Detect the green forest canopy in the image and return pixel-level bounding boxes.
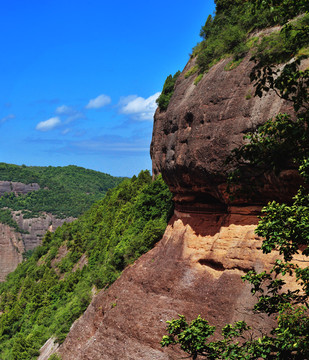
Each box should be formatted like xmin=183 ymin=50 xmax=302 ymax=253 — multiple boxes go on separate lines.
xmin=156 ymin=0 xmax=309 ymax=111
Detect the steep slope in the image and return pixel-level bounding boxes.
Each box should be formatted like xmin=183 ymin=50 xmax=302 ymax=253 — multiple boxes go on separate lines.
xmin=58 ymin=208 xmax=307 ymax=359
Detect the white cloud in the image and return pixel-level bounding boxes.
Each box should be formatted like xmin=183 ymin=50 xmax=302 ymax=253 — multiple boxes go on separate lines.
xmin=55 ymin=105 xmax=75 ymax=115
xmin=119 ymin=92 xmax=160 ymax=120
xmin=1 ymin=114 xmax=15 ymax=123
xmin=85 ymin=94 xmax=111 ymax=109
xmin=36 ymin=117 xmax=61 ymax=131
xmin=55 ymin=105 xmax=85 ymax=124
xmin=62 ymin=128 xmax=71 ymax=135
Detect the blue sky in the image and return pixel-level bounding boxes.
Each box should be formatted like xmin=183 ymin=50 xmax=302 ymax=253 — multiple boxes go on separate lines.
xmin=0 ymin=0 xmax=215 ymax=177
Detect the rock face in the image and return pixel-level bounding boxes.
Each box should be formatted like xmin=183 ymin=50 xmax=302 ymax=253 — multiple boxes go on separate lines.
xmin=0 ymin=182 xmax=75 ymax=280
xmin=59 ymin=208 xmax=306 ymax=359
xmin=57 ymin=53 xmax=307 ymax=358
xmin=0 ymin=223 xmax=24 ymax=282
xmin=151 ymin=54 xmax=299 ymax=205
xmin=0 ymin=212 xmax=74 ymax=281
xmin=12 ymin=211 xmax=75 ymax=252
xmin=0 ymin=181 xmax=40 ymax=196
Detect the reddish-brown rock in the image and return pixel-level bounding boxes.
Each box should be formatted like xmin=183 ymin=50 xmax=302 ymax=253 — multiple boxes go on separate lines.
xmin=56 ymin=45 xmax=308 ymax=359
xmin=150 ymin=55 xmax=300 ymax=205
xmin=58 ymin=208 xmax=307 ymax=359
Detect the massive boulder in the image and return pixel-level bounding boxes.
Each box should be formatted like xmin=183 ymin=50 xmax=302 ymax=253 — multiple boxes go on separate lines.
xmin=57 ymin=54 xmax=306 ymax=359
xmin=151 ymin=55 xmax=300 ymax=205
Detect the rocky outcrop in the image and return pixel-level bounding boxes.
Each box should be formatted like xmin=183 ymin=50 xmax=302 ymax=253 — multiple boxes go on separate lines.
xmin=56 ymin=46 xmax=307 ymax=358
xmin=0 ymin=212 xmax=74 ymax=281
xmin=0 ymin=181 xmax=40 ymax=196
xmin=0 ymin=179 xmax=75 ymax=280
xmin=151 ymin=54 xmax=300 ymax=205
xmin=0 ymin=223 xmax=24 ymax=281
xmin=58 ymin=208 xmax=307 ymax=359
xmin=38 ymin=338 xmax=59 ymax=360
xmin=12 ymin=211 xmax=75 ymax=251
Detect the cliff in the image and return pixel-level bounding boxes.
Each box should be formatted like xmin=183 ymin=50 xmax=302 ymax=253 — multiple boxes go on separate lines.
xmin=56 ymin=51 xmax=307 ymax=359
xmin=12 ymin=211 xmax=75 ymax=252
xmin=0 ymin=223 xmax=24 ymax=282
xmin=0 ymin=209 xmax=74 ymax=282
xmin=0 ymin=164 xmax=124 ymax=281
xmin=151 ymin=53 xmax=300 ymax=206
xmin=0 ymin=181 xmax=40 ymax=196
xmin=0 ymin=181 xmax=75 ymax=281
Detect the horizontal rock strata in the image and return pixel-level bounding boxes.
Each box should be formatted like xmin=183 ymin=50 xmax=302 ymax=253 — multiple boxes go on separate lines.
xmin=0 ymin=181 xmax=40 ymax=196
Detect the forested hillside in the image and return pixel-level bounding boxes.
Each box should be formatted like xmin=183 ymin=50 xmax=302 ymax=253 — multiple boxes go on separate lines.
xmin=0 ymin=171 xmax=173 ymax=359
xmin=0 ymin=163 xmax=125 ymax=220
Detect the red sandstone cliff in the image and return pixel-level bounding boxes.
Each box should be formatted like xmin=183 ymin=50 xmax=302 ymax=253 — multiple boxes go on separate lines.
xmin=151 ymin=54 xmax=300 ymax=206
xmin=56 ymin=54 xmax=307 ymax=359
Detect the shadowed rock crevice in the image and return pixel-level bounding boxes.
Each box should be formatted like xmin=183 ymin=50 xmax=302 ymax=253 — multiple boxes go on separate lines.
xmin=198 ymin=258 xmax=225 ymax=271
xmin=198 ymin=258 xmax=251 ymax=274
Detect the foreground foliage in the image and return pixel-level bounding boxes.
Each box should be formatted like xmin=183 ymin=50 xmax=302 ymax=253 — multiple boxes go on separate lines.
xmin=0 ymin=171 xmax=173 ymax=359
xmin=196 ymin=0 xmax=309 ymax=73
xmin=157 ymin=0 xmax=309 ymax=112
xmin=156 ymin=71 xmax=181 ymax=111
xmin=162 ymin=0 xmax=309 ymax=358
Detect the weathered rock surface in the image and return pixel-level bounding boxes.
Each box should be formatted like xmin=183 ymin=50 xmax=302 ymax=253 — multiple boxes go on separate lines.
xmin=0 ymin=223 xmax=24 ymax=281
xmin=56 ymin=48 xmax=307 ymax=358
xmin=38 ymin=338 xmax=59 ymax=360
xmin=12 ymin=211 xmax=75 ymax=252
xmin=58 ymin=208 xmax=307 ymax=359
xmin=0 ymin=212 xmax=74 ymax=281
xmin=0 ymin=181 xmax=40 ymax=196
xmin=151 ymin=55 xmax=300 ymax=205
xmin=0 ymin=179 xmax=75 ymax=280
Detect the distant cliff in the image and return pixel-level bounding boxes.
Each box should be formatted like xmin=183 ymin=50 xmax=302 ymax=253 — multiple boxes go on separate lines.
xmin=0 ymin=164 xmax=124 ymax=281
xmin=0 ymin=182 xmax=75 ymax=281
xmin=0 ymin=181 xmax=40 ymax=196
xmin=0 ymin=223 xmax=24 ymax=282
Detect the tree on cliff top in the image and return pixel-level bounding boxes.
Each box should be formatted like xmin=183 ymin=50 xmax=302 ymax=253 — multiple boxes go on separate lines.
xmin=161 ymin=1 xmax=309 ymax=359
